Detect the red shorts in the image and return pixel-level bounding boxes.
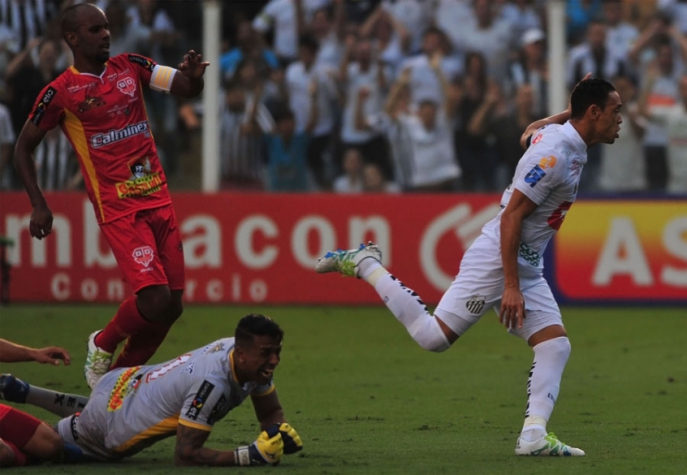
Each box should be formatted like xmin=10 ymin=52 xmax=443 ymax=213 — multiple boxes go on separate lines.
xmin=100 ymin=204 xmax=185 ymax=293
xmin=0 ymin=404 xmax=42 ymax=449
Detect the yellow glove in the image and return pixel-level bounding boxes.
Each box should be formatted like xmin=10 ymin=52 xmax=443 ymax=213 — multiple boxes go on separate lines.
xmin=234 ymin=427 xmax=283 ymax=466
xmin=274 ymin=422 xmax=303 ymax=454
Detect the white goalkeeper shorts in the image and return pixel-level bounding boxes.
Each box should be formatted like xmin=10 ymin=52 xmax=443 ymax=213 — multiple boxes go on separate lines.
xmin=434 ymin=239 xmax=563 ymax=342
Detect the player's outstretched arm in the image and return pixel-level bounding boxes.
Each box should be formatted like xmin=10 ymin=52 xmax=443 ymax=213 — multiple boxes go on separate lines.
xmin=0 ymin=339 xmax=70 ymax=365
xmin=174 ymin=424 xmax=283 ymax=467
xmin=14 ymin=120 xmax=52 ymax=240
xmin=170 ymin=50 xmax=210 ymax=98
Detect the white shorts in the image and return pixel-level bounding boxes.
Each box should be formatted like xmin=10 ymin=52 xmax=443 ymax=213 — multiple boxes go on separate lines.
xmin=434 ymin=239 xmax=562 ymax=341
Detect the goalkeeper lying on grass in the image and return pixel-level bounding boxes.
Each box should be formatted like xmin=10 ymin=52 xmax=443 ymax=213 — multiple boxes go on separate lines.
xmin=1 ymin=314 xmax=303 ymax=467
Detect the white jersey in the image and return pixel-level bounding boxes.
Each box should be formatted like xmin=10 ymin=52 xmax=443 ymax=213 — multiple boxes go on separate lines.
xmin=481 ymin=122 xmax=587 ymax=271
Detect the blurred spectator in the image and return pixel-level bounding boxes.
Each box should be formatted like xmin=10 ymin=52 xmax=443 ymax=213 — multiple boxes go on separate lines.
xmin=105 ymin=0 xmax=150 ymax=57
xmin=566 ymin=0 xmax=603 ymax=45
xmin=629 ymin=15 xmax=686 ymax=74
xmin=359 ymin=5 xmax=410 ymax=75
xmin=636 ymin=33 xmax=686 ymax=190
xmin=400 ymin=26 xmax=462 ymax=104
xmin=344 ymin=0 xmax=382 ymax=23
xmin=454 ymin=51 xmax=497 ymax=191
xmin=658 ymin=0 xmax=687 ymax=34
xmin=641 ymin=73 xmax=687 ymax=193
xmin=310 ymin=0 xmax=346 ymax=68
xmin=0 ymin=102 xmax=14 ymax=189
xmin=359 ymin=56 xmax=461 ymax=192
xmin=253 ymin=0 xmax=331 ymax=64
xmin=0 ymin=0 xmax=57 ymax=53
xmin=126 ymin=0 xmax=178 ymax=63
xmin=284 ymin=33 xmax=339 ymax=189
xmin=34 ymin=128 xmax=82 ymax=191
xmin=362 ymin=161 xmax=400 ymax=192
xmin=161 ymin=0 xmax=203 ymax=52
xmin=500 ymin=0 xmax=542 ymax=46
xmin=332 ymin=147 xmax=364 ymax=192
xmin=5 ymin=37 xmax=59 ymax=138
xmin=603 ymin=0 xmax=639 ymax=62
xmin=382 ymin=0 xmax=431 ymax=54
xmin=219 ymin=81 xmax=275 ymax=190
xmin=220 ymin=20 xmax=279 ymax=82
xmin=566 ymin=20 xmax=630 ymax=90
xmin=339 ymin=37 xmax=392 ymax=177
xmin=264 ymin=102 xmax=317 ymax=192
xmin=509 ymin=27 xmax=548 ymax=118
xmin=599 ymin=75 xmax=647 ymax=192
xmin=445 ymin=0 xmax=513 ymax=85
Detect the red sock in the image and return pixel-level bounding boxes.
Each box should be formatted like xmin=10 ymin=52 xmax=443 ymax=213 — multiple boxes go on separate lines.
xmin=4 ymin=441 xmax=28 ymax=467
xmin=110 ymin=321 xmax=171 ymax=369
xmin=95 ymin=297 xmax=149 ymax=353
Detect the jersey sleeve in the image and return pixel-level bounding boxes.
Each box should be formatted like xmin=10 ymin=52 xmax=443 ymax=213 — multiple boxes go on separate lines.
xmin=513 ymin=153 xmax=565 ymax=206
xmin=126 ymin=54 xmax=176 ymax=93
xmin=178 ymin=378 xmax=230 ymax=431
xmin=28 ymin=83 xmax=63 ymax=130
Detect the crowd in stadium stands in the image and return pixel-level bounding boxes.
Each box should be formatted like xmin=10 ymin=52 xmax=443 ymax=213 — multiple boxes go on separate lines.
xmin=1 ymin=0 xmax=686 ymax=193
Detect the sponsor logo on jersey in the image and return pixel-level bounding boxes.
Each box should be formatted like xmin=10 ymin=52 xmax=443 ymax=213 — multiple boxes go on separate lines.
xmin=115 ymin=156 xmax=163 ymax=199
xmin=132 ymin=246 xmax=154 ymax=267
xmin=524 ymin=165 xmax=546 ymax=187
xmin=91 ymin=120 xmax=149 ymax=148
xmin=465 ymin=294 xmax=485 ymax=314
xmin=538 ymin=155 xmax=557 ymax=169
xmin=547 ymin=201 xmax=573 ymax=231
xmin=70 ymin=414 xmax=79 ymax=440
xmin=117 ymin=77 xmax=137 ymax=97
xmin=78 ymin=95 xmax=106 ymax=113
xmin=108 ymin=367 xmax=142 ymax=412
xmin=207 ymin=394 xmax=227 ymax=425
xmin=128 ymin=54 xmax=155 ymax=72
xmin=186 ymin=380 xmax=215 ymax=420
xmin=518 ymin=242 xmax=541 ymax=267
xmin=30 ymin=86 xmax=57 ymax=126
xmin=532 ymin=133 xmax=543 ymax=145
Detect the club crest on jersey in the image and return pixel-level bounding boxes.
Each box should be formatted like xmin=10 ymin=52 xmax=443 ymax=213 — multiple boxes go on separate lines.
xmin=117 ymin=77 xmax=137 ymax=97
xmin=132 ymin=246 xmax=154 ymax=267
xmin=466 ymin=295 xmax=486 ymax=314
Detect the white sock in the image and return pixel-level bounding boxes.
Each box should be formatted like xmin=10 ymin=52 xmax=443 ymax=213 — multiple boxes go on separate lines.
xmin=521 ymin=336 xmax=571 ymax=439
xmin=372 ymin=272 xmax=450 ymax=352
xmin=357 ymin=256 xmax=383 ymax=281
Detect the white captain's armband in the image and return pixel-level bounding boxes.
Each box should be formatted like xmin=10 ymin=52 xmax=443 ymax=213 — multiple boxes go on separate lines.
xmin=150 ymin=65 xmax=177 ymax=93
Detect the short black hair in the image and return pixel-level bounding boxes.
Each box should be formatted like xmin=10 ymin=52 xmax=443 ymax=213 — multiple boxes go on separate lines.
xmin=298 ymin=33 xmax=319 ymax=53
xmin=235 ymin=314 xmax=284 ymax=348
xmin=61 ymin=3 xmax=99 ymax=36
xmin=570 ymin=78 xmax=616 ymax=119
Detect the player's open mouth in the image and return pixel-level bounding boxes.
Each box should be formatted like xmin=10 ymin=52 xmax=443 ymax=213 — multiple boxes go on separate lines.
xmin=261 ymin=368 xmax=274 ymax=378
xmin=100 ymin=44 xmax=110 ymax=52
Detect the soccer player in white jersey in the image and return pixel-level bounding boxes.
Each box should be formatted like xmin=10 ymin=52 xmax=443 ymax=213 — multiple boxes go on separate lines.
xmin=2 ymin=314 xmax=303 ymax=467
xmin=316 ymin=77 xmax=623 ymax=456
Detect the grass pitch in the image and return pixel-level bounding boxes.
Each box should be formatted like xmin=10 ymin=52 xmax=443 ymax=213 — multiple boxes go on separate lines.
xmin=0 ymin=305 xmax=685 ymax=474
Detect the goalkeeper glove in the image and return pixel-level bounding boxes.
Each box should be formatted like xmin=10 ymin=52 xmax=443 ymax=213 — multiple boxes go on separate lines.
xmin=273 ymin=422 xmax=303 ymax=454
xmin=234 ymin=426 xmax=283 ymax=466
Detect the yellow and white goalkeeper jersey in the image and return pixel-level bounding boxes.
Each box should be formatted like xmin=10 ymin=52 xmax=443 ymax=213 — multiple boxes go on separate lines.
xmin=57 ymin=337 xmax=274 ymax=461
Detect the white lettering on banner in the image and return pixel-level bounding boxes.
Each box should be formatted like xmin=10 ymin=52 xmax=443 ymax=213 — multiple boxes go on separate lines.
xmin=420 ymin=204 xmax=501 ymax=291
xmin=81 ymin=279 xmax=98 ymax=300
xmin=292 ymin=216 xmax=335 ymax=268
xmin=51 ymin=273 xmax=70 ymax=300
xmin=250 ymin=279 xmax=267 ymax=302
xmin=107 ymin=279 xmax=125 ymax=301
xmin=349 ymin=217 xmax=391 ymax=266
xmin=661 ymin=217 xmax=687 ymax=286
xmin=592 ymin=218 xmax=653 ymax=285
xmin=85 ymin=200 xmax=116 ymax=268
xmin=235 ymin=216 xmax=278 ymax=269
xmin=186 ymin=280 xmax=197 ymax=300
xmin=207 ymin=279 xmax=223 ymax=301
xmin=6 ymin=214 xmax=71 ymax=267
xmin=232 ymin=274 xmax=241 ymax=300
xmin=182 ymin=216 xmax=222 ymax=268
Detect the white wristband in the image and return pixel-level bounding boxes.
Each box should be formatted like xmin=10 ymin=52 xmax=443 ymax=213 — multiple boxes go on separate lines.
xmin=235 ymin=446 xmax=251 ymax=466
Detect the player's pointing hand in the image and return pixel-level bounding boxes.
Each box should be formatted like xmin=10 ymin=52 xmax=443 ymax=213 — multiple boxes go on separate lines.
xmin=29 ymin=203 xmax=53 ymax=240
xmin=178 ymin=50 xmax=210 ymax=79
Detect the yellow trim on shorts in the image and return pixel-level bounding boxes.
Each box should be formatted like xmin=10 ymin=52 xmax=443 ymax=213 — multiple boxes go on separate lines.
xmin=178 ymin=419 xmax=212 ymax=432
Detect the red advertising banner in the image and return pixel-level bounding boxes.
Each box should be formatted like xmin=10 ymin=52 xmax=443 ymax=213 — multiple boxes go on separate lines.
xmin=2 ymin=193 xmax=685 ymax=304
xmin=0 ymin=192 xmax=502 ymax=304
xmin=551 ymin=201 xmax=687 ymax=303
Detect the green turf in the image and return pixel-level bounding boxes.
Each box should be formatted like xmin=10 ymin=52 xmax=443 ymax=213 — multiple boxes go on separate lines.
xmin=0 ymin=305 xmax=685 ymax=474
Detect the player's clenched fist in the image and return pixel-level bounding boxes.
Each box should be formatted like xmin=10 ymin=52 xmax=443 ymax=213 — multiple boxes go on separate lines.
xmin=234 ymin=426 xmax=283 ymax=466
xmin=274 ymin=422 xmax=303 ymax=454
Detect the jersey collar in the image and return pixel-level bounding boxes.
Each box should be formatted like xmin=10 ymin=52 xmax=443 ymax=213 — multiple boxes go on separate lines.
xmin=561 ymin=121 xmax=588 ymax=154
xmin=228 ymin=349 xmax=240 ymax=384
xmin=69 ymin=63 xmax=109 ymax=79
